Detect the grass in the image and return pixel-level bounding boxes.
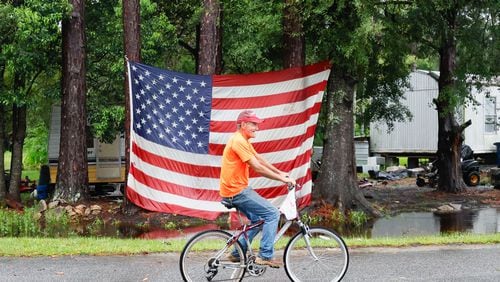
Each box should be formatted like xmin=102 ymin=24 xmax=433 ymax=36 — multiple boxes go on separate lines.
xmin=345 ymin=233 xmax=500 ymax=247
xmin=21 ymin=169 xmax=39 ymax=181
xmin=0 ymin=233 xmax=498 ymax=257
xmin=0 ymin=237 xmax=184 ymax=256
xmin=3 ymin=151 xmax=39 ymax=181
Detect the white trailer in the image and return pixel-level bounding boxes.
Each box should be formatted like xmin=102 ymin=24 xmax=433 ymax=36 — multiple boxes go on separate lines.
xmin=48 ymin=105 xmax=125 ymax=185
xmin=370 ymin=70 xmax=500 ymax=164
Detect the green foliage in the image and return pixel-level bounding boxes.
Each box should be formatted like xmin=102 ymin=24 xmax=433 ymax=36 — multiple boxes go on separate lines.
xmin=7 ymin=1 xmax=67 ymax=66
xmin=0 ymin=0 xmax=67 ymax=103
xmin=304 ymin=0 xmax=413 ymax=137
xmin=349 ymin=210 xmax=368 ymax=228
xmin=23 ymin=122 xmax=48 ymax=169
xmin=87 ymin=218 xmax=104 ymax=236
xmin=407 ymin=55 xmax=439 ymax=71
xmin=43 ymin=208 xmax=73 ymax=237
xmin=139 ymin=0 xmax=179 ymax=65
xmin=0 ymin=206 xmax=74 ymax=237
xmin=300 ymin=212 xmax=322 ymax=226
xmin=398 ymin=157 xmax=408 ymax=167
xmin=313 ymin=129 xmax=324 ymax=146
xmin=88 ymin=105 xmax=125 ymax=143
xmin=330 ymin=209 xmax=347 ymax=225
xmin=85 ymin=0 xmax=128 ymax=142
xmin=3 ymin=151 xmax=10 ymax=170
xmin=0 ymin=5 xmax=16 ymax=60
xmin=153 ymin=0 xmax=203 ymax=72
xmin=164 ymin=221 xmax=178 ymax=230
xmin=0 ymin=207 xmax=40 ymax=237
xmin=0 ymin=1 xmax=66 ymax=181
xmin=222 ymin=0 xmax=283 ymax=73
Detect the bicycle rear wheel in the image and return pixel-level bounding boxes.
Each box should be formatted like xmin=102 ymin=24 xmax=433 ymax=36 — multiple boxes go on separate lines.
xmin=284 ymin=227 xmax=349 ymax=282
xmin=179 ymin=230 xmax=246 ymax=282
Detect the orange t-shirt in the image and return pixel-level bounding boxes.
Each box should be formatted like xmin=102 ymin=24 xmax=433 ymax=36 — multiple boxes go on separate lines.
xmin=219 ymin=131 xmax=257 ymax=197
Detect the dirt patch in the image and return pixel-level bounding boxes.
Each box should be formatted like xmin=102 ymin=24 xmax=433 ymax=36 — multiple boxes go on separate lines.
xmin=362 ymin=178 xmax=500 ymax=215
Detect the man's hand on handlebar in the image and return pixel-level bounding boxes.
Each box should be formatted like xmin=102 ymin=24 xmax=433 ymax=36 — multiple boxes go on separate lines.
xmin=283 ymin=175 xmax=296 ymax=186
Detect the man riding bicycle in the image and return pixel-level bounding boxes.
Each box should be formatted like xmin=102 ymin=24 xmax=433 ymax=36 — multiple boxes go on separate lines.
xmin=219 ymin=110 xmax=296 ymax=268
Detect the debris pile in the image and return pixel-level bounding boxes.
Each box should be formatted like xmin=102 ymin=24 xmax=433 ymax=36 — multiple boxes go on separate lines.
xmin=36 ymin=199 xmax=102 ymax=222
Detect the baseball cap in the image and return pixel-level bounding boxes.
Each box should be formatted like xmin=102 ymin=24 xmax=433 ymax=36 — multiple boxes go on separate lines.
xmin=236 ymin=110 xmax=264 ymax=124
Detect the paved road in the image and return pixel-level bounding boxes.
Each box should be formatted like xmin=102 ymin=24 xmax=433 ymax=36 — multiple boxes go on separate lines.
xmin=0 ymin=244 xmax=499 ymax=281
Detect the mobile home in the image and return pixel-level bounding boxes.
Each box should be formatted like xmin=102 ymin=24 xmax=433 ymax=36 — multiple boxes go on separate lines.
xmin=370 ymin=70 xmax=500 ymax=165
xmin=48 ymin=105 xmax=126 ymax=185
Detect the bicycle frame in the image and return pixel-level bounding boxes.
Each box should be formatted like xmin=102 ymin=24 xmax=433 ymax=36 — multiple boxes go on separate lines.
xmin=219 ymin=185 xmax=319 ymax=262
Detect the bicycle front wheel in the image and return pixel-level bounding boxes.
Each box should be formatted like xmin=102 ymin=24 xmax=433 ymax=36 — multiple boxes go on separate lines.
xmin=284 ymin=227 xmax=349 ymax=282
xmin=179 ymin=230 xmax=246 ymax=282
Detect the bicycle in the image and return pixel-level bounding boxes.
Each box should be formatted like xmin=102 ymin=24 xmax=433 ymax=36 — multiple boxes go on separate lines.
xmin=179 ymin=184 xmax=349 ymax=281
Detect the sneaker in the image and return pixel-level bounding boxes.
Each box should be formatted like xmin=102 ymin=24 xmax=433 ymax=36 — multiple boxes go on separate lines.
xmin=255 ymin=257 xmax=282 ymax=268
xmin=225 ymin=253 xmax=241 ymax=262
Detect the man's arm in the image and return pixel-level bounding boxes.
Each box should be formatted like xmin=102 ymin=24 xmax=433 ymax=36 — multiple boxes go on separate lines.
xmin=254 ymin=153 xmax=285 ymax=176
xmin=248 ymin=156 xmax=295 ymax=185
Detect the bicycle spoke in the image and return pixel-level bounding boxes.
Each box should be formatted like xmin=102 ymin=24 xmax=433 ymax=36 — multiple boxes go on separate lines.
xmin=179 ymin=230 xmax=246 ymax=282
xmin=284 ymin=228 xmax=349 ymax=282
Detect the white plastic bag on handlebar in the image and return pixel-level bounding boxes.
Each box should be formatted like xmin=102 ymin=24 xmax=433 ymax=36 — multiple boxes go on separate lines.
xmin=279 ymin=189 xmax=297 ymax=220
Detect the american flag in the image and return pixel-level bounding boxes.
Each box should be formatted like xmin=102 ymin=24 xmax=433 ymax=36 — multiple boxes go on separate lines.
xmin=126 ymin=61 xmax=331 ymax=220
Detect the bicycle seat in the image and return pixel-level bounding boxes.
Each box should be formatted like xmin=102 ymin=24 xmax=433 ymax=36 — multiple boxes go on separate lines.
xmin=221 ymin=199 xmax=235 ymax=209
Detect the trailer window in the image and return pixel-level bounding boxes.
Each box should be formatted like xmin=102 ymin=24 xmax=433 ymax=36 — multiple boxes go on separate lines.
xmin=484 ymin=96 xmax=496 ymax=133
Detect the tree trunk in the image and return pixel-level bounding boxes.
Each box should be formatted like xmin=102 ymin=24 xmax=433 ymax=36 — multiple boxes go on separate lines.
xmin=198 ymin=0 xmax=222 ymax=75
xmin=0 ymin=62 xmax=6 ymax=200
xmin=56 ymin=0 xmax=88 ymax=203
xmin=123 ymin=0 xmax=141 ymax=213
xmin=215 ymin=5 xmax=223 ymax=74
xmin=315 ymin=68 xmax=381 ymax=217
xmin=0 ymin=103 xmax=5 ymax=200
xmin=283 ymin=0 xmax=305 ymax=68
xmin=435 ymin=35 xmax=467 ymax=193
xmin=8 ymin=105 xmax=26 ymax=202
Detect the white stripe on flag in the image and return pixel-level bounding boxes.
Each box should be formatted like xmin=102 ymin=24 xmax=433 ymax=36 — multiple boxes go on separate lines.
xmin=212 ymin=69 xmax=330 ymax=98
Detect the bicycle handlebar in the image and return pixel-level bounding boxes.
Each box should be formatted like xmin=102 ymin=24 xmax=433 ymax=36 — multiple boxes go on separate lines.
xmin=287 ymin=183 xmax=300 ymax=191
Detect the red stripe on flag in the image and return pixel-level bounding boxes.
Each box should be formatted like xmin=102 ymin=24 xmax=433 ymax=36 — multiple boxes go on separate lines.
xmin=212 ymin=61 xmax=331 ymax=87
xmin=211 ymin=83 xmax=327 ymax=110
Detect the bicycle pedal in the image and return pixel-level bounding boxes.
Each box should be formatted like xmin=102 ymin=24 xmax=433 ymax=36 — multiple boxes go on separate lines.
xmin=247 ymin=262 xmax=266 ymax=277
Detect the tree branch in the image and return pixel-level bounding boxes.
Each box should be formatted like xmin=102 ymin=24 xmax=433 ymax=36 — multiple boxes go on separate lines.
xmin=375 ymin=0 xmax=413 ymax=5
xmin=24 ymin=69 xmax=43 ymax=97
xmin=459 ymin=119 xmax=472 ymax=132
xmin=178 ymin=40 xmax=196 ymax=56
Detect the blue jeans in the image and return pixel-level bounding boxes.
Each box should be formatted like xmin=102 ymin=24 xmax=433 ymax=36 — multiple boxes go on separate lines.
xmin=224 ymin=187 xmax=280 ymax=260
